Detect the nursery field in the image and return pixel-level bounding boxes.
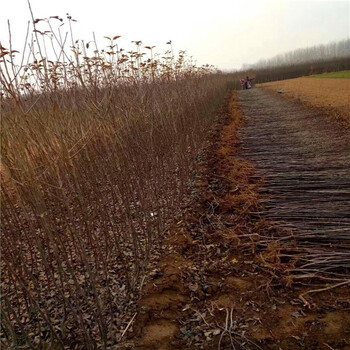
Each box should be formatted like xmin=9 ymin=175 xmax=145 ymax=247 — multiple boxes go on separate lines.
xmin=1 ymin=10 xmax=350 ymax=349
xmin=0 ymin=14 xmax=241 ymax=348
xmin=257 ymin=76 xmax=350 ymax=125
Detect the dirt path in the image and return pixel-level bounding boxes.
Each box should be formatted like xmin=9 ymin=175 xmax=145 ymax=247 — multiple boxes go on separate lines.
xmin=240 ymin=88 xmax=350 ymax=237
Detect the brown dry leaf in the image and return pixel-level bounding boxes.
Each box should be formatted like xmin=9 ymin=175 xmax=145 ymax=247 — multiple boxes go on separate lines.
xmin=189 ymin=283 xmax=198 ymax=292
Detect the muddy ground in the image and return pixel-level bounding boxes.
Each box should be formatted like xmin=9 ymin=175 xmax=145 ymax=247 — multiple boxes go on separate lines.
xmin=126 ymin=90 xmax=350 ymax=350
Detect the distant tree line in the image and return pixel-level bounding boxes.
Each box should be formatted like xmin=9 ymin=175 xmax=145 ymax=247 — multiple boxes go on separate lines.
xmin=238 ymin=39 xmax=350 ymax=84
xmin=251 ymin=56 xmax=350 ymax=83
xmin=243 ymin=39 xmax=350 ymax=70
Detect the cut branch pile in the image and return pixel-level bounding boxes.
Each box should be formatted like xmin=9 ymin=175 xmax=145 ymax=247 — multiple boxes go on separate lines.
xmin=239 ymin=88 xmax=350 ymax=294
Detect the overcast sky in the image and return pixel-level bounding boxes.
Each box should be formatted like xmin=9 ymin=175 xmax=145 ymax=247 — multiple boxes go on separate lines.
xmin=1 ymin=0 xmax=349 ymax=70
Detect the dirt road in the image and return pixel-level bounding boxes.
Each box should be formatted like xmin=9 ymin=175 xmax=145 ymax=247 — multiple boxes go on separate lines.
xmin=240 ymin=88 xmax=350 ymax=240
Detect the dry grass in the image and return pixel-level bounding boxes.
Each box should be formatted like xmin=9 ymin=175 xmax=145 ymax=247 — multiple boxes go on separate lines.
xmin=258 ymin=77 xmax=350 ymax=125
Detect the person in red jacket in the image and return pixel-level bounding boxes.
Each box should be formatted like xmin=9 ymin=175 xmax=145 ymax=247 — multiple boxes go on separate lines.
xmin=241 ymin=76 xmax=254 ymax=89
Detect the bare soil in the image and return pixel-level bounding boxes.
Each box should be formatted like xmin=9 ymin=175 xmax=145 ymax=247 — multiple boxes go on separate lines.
xmin=126 ymin=91 xmax=350 ymax=350
xmin=258 ymin=77 xmax=350 ymax=126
